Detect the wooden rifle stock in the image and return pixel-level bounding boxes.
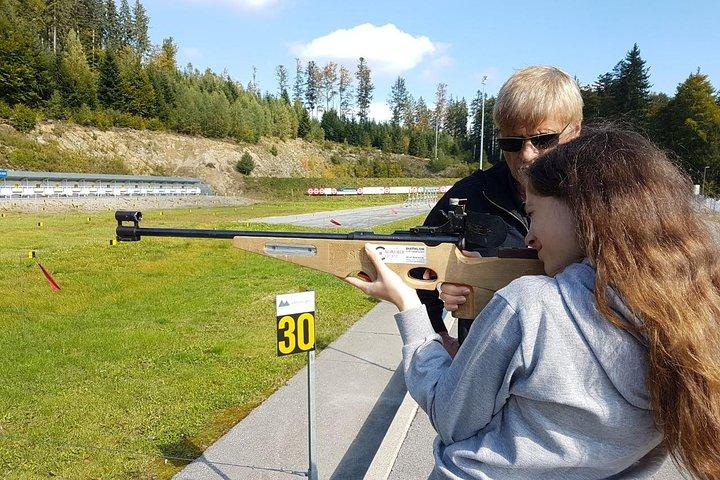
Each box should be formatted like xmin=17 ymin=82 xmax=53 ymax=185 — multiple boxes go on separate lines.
xmin=232 ymin=236 xmax=543 ymax=318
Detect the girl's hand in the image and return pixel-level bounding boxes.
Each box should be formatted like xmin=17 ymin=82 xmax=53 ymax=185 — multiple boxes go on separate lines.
xmin=344 ymin=243 xmax=422 ymax=311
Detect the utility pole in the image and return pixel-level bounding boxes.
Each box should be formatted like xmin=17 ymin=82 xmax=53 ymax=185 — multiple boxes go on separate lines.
xmin=703 ymin=165 xmax=709 ymax=195
xmin=479 ymin=76 xmax=487 ymax=171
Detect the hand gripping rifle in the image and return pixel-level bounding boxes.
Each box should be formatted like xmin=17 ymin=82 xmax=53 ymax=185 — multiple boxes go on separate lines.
xmin=115 ymin=200 xmax=543 ymax=318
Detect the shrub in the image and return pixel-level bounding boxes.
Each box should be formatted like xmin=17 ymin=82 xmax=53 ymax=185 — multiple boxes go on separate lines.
xmin=0 ymin=99 xmax=13 ymax=119
xmin=91 ymin=109 xmax=112 ymax=130
xmin=270 ymin=145 xmax=279 ymax=156
xmin=10 ymin=104 xmax=39 ymax=132
xmin=145 ymin=118 xmax=165 ymax=131
xmin=46 ymin=90 xmax=67 ymax=120
xmin=427 ymin=155 xmax=453 ymax=173
xmin=72 ymin=104 xmax=94 ymax=126
xmin=235 ymin=152 xmax=255 ymax=175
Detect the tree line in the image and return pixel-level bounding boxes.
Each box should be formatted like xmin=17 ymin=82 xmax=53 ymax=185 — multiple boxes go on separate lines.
xmin=1 ymin=0 xmax=719 ymax=186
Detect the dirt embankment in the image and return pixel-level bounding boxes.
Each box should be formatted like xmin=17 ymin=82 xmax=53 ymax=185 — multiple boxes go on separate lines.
xmin=25 ymin=123 xmax=430 ymax=196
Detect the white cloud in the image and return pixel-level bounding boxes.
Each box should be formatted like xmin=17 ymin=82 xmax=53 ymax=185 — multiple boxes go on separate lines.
xmin=185 ymin=0 xmax=279 ymax=11
xmin=179 ymin=47 xmax=202 ymax=65
xmin=368 ymin=102 xmax=392 ymax=122
xmin=421 ymin=42 xmax=455 ymax=80
xmin=295 ymin=23 xmax=438 ymax=75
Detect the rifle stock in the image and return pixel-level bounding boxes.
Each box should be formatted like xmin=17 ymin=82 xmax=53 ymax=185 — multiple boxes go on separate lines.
xmin=232 ymin=237 xmax=543 ymax=318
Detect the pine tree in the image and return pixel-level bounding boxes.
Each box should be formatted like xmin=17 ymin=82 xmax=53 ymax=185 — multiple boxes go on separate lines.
xmin=98 ymin=48 xmax=122 ymax=108
xmin=402 ymin=94 xmax=415 ymax=127
xmin=275 ymin=64 xmax=289 ymax=103
xmin=414 ymin=97 xmax=431 ymax=128
xmin=321 ymin=62 xmax=338 ymax=111
xmin=44 ymin=0 xmax=73 ymax=53
xmin=388 ymin=76 xmax=409 ymax=126
xmin=594 ymin=72 xmax=618 ymax=117
xmin=469 ymin=90 xmax=483 ymax=161
xmin=614 ymin=44 xmax=652 ymax=127
xmin=304 ymin=61 xmax=321 ymax=113
xmin=297 ymin=102 xmax=311 ymax=138
xmin=338 ymin=65 xmax=352 ymax=118
xmin=58 ymin=29 xmax=97 ymax=108
xmin=355 ymin=57 xmax=373 ymax=122
xmin=580 ymin=83 xmax=601 ymax=120
xmin=293 ymin=58 xmax=303 ymax=104
xmin=432 ymin=82 xmax=447 ymax=159
xmin=445 ymin=97 xmax=468 ymax=141
xmin=659 ymin=71 xmax=720 ymax=183
xmin=116 ymin=45 xmax=155 ymax=115
xmin=118 ymin=0 xmax=132 ymax=46
xmin=75 ymin=0 xmax=104 ymax=60
xmin=132 ymin=0 xmax=150 ymax=57
xmin=104 ymin=0 xmax=119 ymax=47
xmin=0 ymin=1 xmax=53 ymax=106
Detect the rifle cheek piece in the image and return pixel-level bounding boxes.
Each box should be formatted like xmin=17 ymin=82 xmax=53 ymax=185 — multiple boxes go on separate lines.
xmin=116 ymin=210 xmax=143 ymax=241
xmin=463 ymin=212 xmax=509 ymax=251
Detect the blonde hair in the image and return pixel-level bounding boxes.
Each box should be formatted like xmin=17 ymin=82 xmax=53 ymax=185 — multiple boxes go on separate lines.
xmin=493 ymin=66 xmax=583 ymax=132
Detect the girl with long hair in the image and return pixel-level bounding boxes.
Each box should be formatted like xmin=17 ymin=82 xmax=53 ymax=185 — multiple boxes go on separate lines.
xmin=345 ymin=125 xmax=720 ymax=479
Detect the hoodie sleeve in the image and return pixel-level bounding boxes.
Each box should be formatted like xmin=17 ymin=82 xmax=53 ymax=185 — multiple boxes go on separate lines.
xmin=394 ymin=294 xmax=524 ymax=445
xmin=417 ymin=192 xmax=454 ymax=334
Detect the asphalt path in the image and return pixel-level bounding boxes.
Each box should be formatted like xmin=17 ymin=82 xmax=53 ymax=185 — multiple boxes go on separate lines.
xmin=246 ymin=202 xmax=434 ymax=229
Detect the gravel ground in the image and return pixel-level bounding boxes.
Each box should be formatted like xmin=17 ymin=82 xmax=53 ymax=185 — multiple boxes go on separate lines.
xmin=0 ymin=195 xmax=255 ymax=213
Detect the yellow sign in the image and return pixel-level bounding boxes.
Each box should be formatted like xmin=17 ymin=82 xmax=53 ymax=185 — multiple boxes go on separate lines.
xmin=276 ymin=312 xmax=316 ymax=356
xmin=276 ymin=291 xmax=316 ymax=356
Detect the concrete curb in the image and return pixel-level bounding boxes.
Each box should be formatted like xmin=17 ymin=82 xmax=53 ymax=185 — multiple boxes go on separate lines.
xmin=364 ymin=313 xmax=455 ymax=480
xmin=362 ymin=392 xmax=418 ymax=480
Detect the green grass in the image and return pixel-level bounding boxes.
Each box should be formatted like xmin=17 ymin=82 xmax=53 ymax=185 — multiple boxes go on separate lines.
xmin=0 ymin=200 xmax=427 ymax=479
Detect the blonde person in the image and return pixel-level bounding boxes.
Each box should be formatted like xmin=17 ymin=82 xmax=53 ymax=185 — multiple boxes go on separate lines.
xmin=419 ymin=66 xmax=582 ymax=357
xmin=346 ymin=125 xmax=720 ymax=479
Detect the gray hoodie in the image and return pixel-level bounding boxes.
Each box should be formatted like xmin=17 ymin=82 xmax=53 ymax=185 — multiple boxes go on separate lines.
xmin=395 ymin=260 xmax=667 ymax=479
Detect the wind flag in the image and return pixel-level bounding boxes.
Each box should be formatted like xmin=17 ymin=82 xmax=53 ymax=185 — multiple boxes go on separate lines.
xmin=38 ymin=263 xmax=61 ymax=292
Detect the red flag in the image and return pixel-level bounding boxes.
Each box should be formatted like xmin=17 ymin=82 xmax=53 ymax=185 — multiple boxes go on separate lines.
xmin=38 ymin=263 xmax=61 ymax=292
xmin=330 ymin=218 xmax=342 ymax=226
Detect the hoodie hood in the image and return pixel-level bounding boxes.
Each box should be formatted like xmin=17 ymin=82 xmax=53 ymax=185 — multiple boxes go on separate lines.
xmin=555 ymin=260 xmax=652 ymax=410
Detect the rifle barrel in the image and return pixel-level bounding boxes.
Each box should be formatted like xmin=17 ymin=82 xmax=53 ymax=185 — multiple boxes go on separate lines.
xmin=116 ymin=225 xmax=461 ymax=245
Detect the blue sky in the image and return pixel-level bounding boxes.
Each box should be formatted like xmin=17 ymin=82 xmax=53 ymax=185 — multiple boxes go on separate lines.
xmin=144 ymin=0 xmax=719 ymax=121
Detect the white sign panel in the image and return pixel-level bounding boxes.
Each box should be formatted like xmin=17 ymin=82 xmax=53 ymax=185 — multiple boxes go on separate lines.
xmin=276 ymin=291 xmax=316 ymax=316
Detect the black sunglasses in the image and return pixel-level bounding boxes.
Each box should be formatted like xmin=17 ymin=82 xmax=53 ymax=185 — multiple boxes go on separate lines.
xmin=497 ymin=123 xmax=571 ymax=152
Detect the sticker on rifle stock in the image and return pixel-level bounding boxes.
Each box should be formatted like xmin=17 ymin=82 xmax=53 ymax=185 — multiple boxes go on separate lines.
xmin=373 ymin=245 xmax=427 ymax=264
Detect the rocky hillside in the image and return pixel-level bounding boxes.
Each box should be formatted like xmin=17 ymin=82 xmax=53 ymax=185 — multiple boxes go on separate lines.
xmin=10 ymin=122 xmax=437 ymax=195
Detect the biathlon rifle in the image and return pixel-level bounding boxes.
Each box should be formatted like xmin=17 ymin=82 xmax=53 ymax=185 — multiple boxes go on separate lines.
xmin=114 ymin=200 xmax=543 ymax=318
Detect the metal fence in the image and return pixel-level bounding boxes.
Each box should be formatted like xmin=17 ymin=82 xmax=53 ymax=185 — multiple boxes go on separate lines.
xmin=699 ymin=195 xmax=720 ymax=213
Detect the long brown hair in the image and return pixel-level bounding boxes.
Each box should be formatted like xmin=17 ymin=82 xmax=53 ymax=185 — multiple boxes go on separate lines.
xmin=527 ymin=124 xmax=720 ymax=479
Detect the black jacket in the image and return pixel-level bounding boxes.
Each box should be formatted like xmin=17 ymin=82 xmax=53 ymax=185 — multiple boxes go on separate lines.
xmin=418 ymin=161 xmax=530 ymax=334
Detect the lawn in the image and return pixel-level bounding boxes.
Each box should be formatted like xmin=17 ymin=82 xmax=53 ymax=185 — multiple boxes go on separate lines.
xmin=0 ymin=199 xmax=427 ymax=479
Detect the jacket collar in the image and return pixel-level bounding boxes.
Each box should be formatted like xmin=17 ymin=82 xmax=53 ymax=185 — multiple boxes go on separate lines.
xmin=474 ymin=161 xmax=526 ymax=216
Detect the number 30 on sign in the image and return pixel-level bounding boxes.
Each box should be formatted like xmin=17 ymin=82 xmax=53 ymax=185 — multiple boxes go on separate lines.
xmin=276 ymin=291 xmax=316 ymax=356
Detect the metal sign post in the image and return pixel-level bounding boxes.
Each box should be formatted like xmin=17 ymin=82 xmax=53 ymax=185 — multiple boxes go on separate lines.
xmin=307 ymin=349 xmax=318 ymax=480
xmin=276 ymin=291 xmax=317 ymax=480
